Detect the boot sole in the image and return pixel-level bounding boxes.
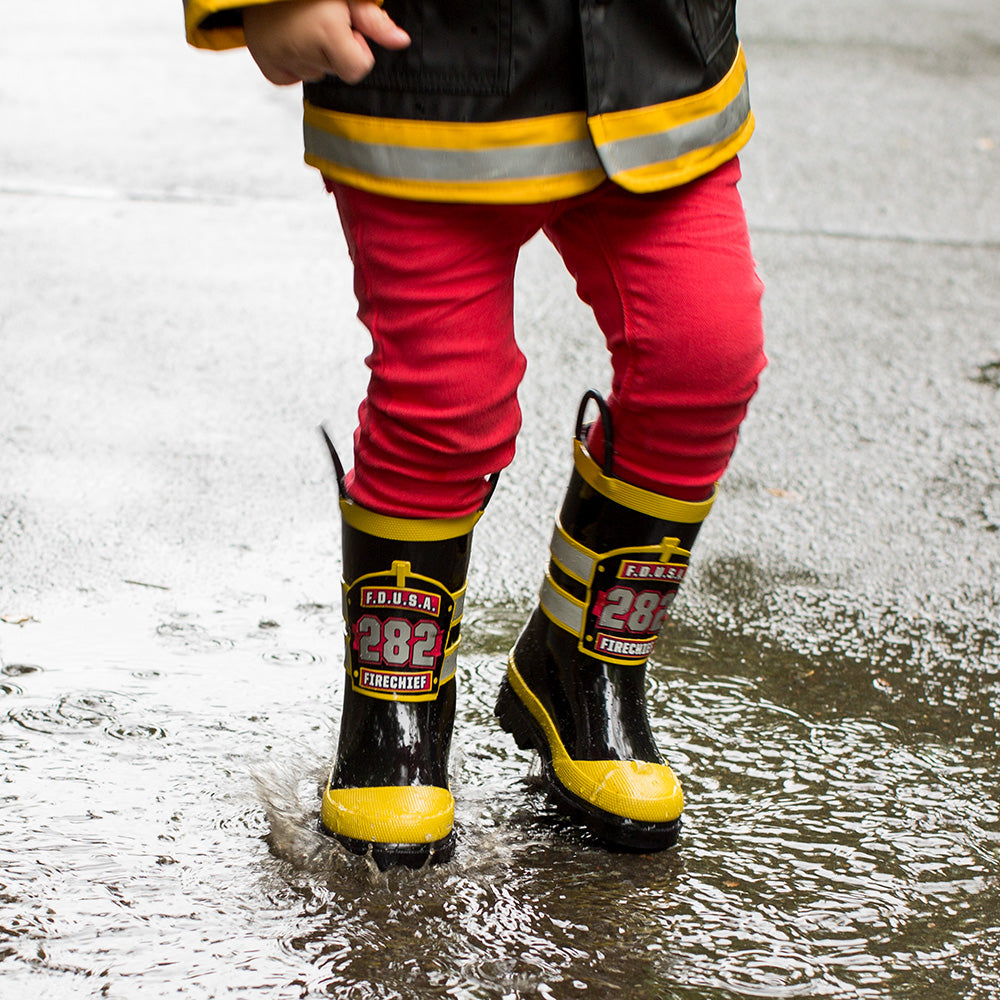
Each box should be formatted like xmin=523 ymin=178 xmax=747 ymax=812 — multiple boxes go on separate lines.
xmin=323 ymin=825 xmax=456 ymax=870
xmin=495 ymin=675 xmax=681 ymax=852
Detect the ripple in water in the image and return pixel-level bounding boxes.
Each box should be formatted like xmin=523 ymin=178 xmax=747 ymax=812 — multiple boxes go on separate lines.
xmin=155 ymin=621 xmax=234 ymax=653
xmin=1 ymin=602 xmax=996 ymax=1000
xmin=8 ymin=693 xmax=118 ymax=735
xmin=2 ymin=663 xmax=41 ymax=677
xmin=261 ymin=650 xmax=321 ymax=667
xmin=105 ymin=723 xmax=167 ymax=741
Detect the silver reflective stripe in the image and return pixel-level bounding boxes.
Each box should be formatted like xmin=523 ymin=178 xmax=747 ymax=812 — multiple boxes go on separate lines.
xmin=549 ymin=521 xmax=596 ymax=584
xmin=596 ymin=77 xmax=751 ymax=175
xmin=452 ymin=589 xmax=465 ymax=623
xmin=539 ymin=576 xmax=585 ymax=637
xmin=304 ymin=125 xmax=603 ymax=183
xmin=440 ymin=648 xmax=458 ymax=685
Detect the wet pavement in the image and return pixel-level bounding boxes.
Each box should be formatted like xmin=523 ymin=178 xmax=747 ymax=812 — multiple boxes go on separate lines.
xmin=2 ymin=1 xmax=999 ymax=998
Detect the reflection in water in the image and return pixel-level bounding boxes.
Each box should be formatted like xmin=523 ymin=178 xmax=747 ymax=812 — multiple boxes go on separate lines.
xmin=0 ymin=596 xmax=997 ymax=999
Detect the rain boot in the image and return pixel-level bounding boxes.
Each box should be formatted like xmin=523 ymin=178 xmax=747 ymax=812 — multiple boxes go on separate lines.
xmin=319 ymin=434 xmax=483 ymax=869
xmin=495 ymin=391 xmax=713 ymax=850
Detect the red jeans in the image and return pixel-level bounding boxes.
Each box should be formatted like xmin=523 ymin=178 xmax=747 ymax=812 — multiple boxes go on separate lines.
xmin=330 ymin=158 xmax=765 ymax=518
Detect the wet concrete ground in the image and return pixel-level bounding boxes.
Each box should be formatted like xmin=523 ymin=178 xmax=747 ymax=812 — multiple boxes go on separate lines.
xmin=2 ymin=1 xmax=999 ymax=998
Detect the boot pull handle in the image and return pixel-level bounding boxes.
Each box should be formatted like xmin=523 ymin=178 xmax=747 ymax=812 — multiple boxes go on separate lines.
xmin=321 ymin=424 xmax=502 ymax=513
xmin=319 ymin=424 xmax=349 ymax=500
xmin=574 ymin=389 xmax=615 ymax=478
xmin=481 ymin=471 xmax=501 ymax=511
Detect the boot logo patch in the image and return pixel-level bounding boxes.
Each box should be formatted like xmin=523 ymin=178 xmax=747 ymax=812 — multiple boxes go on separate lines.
xmin=582 ymin=551 xmax=688 ymax=665
xmin=346 ymin=569 xmax=454 ymax=701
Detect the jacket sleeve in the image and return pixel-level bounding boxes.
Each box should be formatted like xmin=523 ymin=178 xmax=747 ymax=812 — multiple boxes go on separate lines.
xmin=183 ymin=0 xmax=284 ymax=50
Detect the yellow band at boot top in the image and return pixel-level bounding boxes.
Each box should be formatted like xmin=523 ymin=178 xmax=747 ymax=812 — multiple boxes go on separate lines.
xmin=573 ymin=440 xmax=715 ymax=523
xmin=340 ymin=498 xmax=482 ymax=542
xmin=506 ymin=656 xmax=684 ymax=823
xmin=321 ymin=784 xmax=454 ymax=845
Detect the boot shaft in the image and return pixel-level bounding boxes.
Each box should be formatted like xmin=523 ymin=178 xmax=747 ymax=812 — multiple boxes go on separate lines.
xmin=541 ymin=437 xmax=714 ymax=668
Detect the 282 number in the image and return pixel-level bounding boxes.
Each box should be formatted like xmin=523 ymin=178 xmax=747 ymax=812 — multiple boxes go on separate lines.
xmin=597 ymin=587 xmax=673 ymax=634
xmin=356 ymin=616 xmax=440 ymax=667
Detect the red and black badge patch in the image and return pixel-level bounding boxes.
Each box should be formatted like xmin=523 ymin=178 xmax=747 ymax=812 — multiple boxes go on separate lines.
xmin=582 ymin=552 xmax=687 ymax=665
xmin=344 ymin=561 xmax=455 ymax=701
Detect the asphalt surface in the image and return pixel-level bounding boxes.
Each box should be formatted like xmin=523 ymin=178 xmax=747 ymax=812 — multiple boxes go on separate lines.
xmin=2 ymin=0 xmax=999 ymax=671
xmin=2 ymin=6 xmax=999 ymax=998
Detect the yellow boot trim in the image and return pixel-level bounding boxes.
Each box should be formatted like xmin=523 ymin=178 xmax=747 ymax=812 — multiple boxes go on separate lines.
xmin=573 ymin=440 xmax=715 ymax=523
xmin=340 ymin=498 xmax=482 ymax=541
xmin=321 ymin=785 xmax=454 ymax=845
xmin=507 ymin=657 xmax=684 ymax=823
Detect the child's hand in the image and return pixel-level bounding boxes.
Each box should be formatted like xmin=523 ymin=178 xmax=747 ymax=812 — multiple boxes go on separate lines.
xmin=243 ymin=0 xmax=410 ymax=86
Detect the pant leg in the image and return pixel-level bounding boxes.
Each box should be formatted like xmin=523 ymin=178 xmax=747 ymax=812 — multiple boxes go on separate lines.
xmin=331 ymin=184 xmax=546 ymax=518
xmin=543 ymin=158 xmax=766 ymax=500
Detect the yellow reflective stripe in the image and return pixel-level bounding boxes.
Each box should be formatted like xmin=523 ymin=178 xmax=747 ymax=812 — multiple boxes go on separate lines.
xmin=306 ymin=157 xmax=606 ymax=204
xmin=506 ymin=658 xmax=684 ymax=823
xmin=340 ymin=498 xmax=481 ymax=541
xmin=601 ymin=98 xmax=752 ymax=189
xmin=320 ymin=784 xmax=454 ymax=844
xmin=608 ymin=112 xmax=754 ymax=192
xmin=305 ymin=105 xmax=593 ymax=151
xmin=573 ymin=441 xmax=715 ymax=523
xmin=539 ymin=575 xmax=585 ymax=637
xmin=303 ymin=108 xmax=606 ymax=199
xmin=589 ymin=47 xmax=749 ymax=145
xmin=549 ymin=518 xmax=597 ymax=585
xmin=451 ymin=585 xmax=466 ymax=624
xmin=588 ymin=47 xmax=753 ymax=190
xmin=439 ymin=645 xmax=459 ymax=685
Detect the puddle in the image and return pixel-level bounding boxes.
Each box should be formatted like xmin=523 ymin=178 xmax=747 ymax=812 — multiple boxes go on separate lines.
xmin=0 ymin=592 xmax=996 ymax=999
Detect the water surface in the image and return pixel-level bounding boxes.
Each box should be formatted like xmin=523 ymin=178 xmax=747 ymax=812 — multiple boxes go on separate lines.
xmin=2 ymin=587 xmax=996 ymax=999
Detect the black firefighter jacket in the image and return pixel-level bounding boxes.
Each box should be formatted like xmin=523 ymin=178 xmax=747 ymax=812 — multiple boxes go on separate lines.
xmin=184 ymin=0 xmax=753 ymax=203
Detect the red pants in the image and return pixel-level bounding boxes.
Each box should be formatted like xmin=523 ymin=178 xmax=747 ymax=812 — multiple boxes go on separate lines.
xmin=330 ymin=158 xmax=765 ymax=518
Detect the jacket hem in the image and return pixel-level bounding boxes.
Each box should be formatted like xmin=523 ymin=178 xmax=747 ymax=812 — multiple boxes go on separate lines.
xmin=305 ymin=155 xmax=608 ymax=205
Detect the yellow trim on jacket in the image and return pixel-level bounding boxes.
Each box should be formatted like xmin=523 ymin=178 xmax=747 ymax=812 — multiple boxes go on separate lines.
xmin=183 ymin=0 xmax=275 ymax=50
xmin=184 ymin=1 xmax=754 ymax=203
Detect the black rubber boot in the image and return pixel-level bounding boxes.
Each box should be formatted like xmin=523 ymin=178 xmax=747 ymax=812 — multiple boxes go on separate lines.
xmin=318 ymin=435 xmax=482 ymax=869
xmin=496 ymin=391 xmax=713 ymax=851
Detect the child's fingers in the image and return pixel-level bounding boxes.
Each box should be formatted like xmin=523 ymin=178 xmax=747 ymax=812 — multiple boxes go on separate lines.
xmin=245 ymin=0 xmax=408 ymax=86
xmin=320 ymin=35 xmax=376 ymax=84
xmin=348 ymin=0 xmax=411 ymax=51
